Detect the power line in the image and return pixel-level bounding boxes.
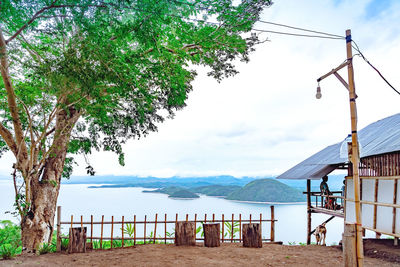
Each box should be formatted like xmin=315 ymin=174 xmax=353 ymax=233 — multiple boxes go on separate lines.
xmin=171 ymin=0 xmax=345 ymax=39
xmin=352 ymin=41 xmax=400 ymax=96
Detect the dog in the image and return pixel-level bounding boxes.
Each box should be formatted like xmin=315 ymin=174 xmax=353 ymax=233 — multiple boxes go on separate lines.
xmin=314 ymin=223 xmax=327 ymax=245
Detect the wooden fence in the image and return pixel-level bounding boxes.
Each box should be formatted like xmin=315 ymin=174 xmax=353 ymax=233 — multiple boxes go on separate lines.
xmin=56 ymin=206 xmax=277 ymax=250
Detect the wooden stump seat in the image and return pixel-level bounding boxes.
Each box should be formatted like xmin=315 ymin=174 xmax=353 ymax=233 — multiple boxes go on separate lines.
xmin=68 ymin=227 xmax=87 ymax=253
xmin=203 ymin=223 xmax=220 ymax=247
xmin=242 ymin=223 xmax=262 ymax=248
xmin=175 ymin=222 xmax=196 ymax=246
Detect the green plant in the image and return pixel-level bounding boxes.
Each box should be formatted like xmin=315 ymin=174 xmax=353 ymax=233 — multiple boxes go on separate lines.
xmin=299 ymin=242 xmax=307 ymax=246
xmin=0 ymin=244 xmax=18 ymax=260
xmin=38 ymin=242 xmax=54 ymax=255
xmin=224 ymin=221 xmax=240 ymax=240
xmin=61 ymin=238 xmax=69 ymax=251
xmin=0 ymin=220 xmax=22 ymax=259
xmin=122 ymin=223 xmax=135 ymax=238
xmin=288 ymin=241 xmax=296 ymax=245
xmin=196 ymin=223 xmax=204 ymax=238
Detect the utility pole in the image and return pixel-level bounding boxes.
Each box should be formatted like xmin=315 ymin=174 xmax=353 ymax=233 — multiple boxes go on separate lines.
xmin=316 ymin=29 xmax=364 ymax=266
xmin=345 ymin=29 xmax=364 ymax=267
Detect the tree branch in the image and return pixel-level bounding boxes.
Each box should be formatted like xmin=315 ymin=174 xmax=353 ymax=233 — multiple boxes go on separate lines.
xmin=0 ymin=29 xmax=28 ymax=163
xmin=5 ymin=3 xmax=107 ymax=44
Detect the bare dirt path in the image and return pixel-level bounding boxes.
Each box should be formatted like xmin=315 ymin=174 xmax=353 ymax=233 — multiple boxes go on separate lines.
xmin=1 ymin=243 xmax=398 ymax=267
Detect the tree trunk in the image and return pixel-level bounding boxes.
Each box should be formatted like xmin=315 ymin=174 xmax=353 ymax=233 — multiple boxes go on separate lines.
xmin=175 ymin=222 xmax=196 ymax=246
xmin=242 ymin=223 xmax=262 ymax=248
xmin=203 ymin=223 xmax=220 ymax=247
xmin=20 ymin=107 xmax=79 ymax=252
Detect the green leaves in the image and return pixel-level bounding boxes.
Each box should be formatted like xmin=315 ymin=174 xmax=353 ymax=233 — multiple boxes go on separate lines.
xmin=0 ymin=0 xmax=272 ymax=174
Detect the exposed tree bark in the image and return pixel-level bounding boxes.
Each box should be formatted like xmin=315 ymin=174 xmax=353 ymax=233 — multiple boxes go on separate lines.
xmin=20 ymin=106 xmax=80 ymax=252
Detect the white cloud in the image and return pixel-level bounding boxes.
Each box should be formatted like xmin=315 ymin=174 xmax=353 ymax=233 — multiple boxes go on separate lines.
xmin=1 ymin=0 xmax=399 ymax=179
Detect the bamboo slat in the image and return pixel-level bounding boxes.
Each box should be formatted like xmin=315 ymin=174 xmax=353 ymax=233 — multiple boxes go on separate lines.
xmin=153 ymin=214 xmax=158 ymax=244
xmin=111 ymin=216 xmax=114 ymax=248
xmin=134 ymin=215 xmax=136 ymax=246
xmin=222 ymin=214 xmax=224 ymax=242
xmin=122 ymin=216 xmax=124 ymax=247
xmin=144 ymin=215 xmax=147 ymax=244
xmin=164 ymin=214 xmax=167 ymax=244
xmin=100 ymin=215 xmax=104 ymax=249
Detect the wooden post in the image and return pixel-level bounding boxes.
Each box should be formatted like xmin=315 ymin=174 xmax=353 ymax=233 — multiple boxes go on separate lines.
xmin=232 ymin=214 xmax=235 ymax=242
xmin=270 ymin=206 xmax=275 ymax=242
xmin=204 ymin=214 xmax=207 ymax=223
xmin=203 ymin=223 xmax=220 ymax=247
xmin=343 ymin=223 xmax=357 ymax=267
xmin=154 ymin=214 xmax=158 ymax=244
xmin=222 ymin=214 xmax=225 ymax=243
xmin=71 ymin=215 xmax=73 ymax=229
xmin=242 ymin=223 xmax=262 ymax=248
xmin=250 ymin=214 xmax=252 ymax=224
xmin=144 ymin=215 xmax=147 ymax=244
xmin=121 ymin=216 xmax=124 ymax=247
xmin=175 ymin=222 xmax=196 ymax=246
xmin=373 ymin=179 xmax=379 ymax=238
xmin=393 ymin=179 xmax=398 ymax=236
xmin=239 ymin=214 xmax=242 ymax=242
xmin=134 ymin=215 xmax=137 ymax=246
xmin=111 ymin=216 xmax=114 ymax=248
xmin=186 ymin=214 xmax=188 ymax=222
xmin=194 ymin=214 xmax=197 ymax=240
xmin=212 ymin=214 xmax=215 ymax=222
xmin=346 ymin=29 xmax=364 ymax=267
xmin=80 ymin=215 xmax=83 ymax=229
xmin=100 ymin=215 xmax=104 ymax=249
xmin=90 ymin=215 xmax=93 ymax=244
xmin=68 ymin=227 xmax=87 ymax=253
xmin=56 ymin=206 xmax=61 ymax=252
xmin=164 ymin=214 xmax=167 ymax=244
xmin=307 ymin=179 xmax=312 ymax=245
xmin=259 ymin=213 xmax=262 ymax=242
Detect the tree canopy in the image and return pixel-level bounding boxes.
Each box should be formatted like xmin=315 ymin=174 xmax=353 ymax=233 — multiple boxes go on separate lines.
xmin=0 ymin=0 xmax=271 ymax=178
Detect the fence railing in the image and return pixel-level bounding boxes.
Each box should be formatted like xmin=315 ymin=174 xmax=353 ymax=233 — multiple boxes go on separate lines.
xmin=308 ymin=191 xmax=344 ymax=211
xmin=56 ymin=206 xmax=277 ymax=250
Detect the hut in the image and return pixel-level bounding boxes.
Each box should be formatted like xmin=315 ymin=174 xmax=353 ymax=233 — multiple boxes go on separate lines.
xmin=277 ymin=113 xmax=400 ymax=244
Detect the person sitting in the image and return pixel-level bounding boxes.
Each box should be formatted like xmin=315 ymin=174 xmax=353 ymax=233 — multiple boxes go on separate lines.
xmin=320 ymin=176 xmax=336 ymax=210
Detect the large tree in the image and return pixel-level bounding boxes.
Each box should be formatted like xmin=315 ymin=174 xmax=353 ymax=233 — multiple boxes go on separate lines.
xmin=0 ymin=0 xmax=271 ymax=252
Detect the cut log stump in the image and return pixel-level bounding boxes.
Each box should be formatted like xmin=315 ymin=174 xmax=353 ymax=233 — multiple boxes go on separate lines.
xmin=175 ymin=222 xmax=196 ymax=246
xmin=68 ymin=227 xmax=87 ymax=253
xmin=203 ymin=223 xmax=220 ymax=247
xmin=242 ymin=223 xmax=262 ymax=248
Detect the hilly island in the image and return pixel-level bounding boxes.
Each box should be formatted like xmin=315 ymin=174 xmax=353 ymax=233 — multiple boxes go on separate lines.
xmin=87 ymin=176 xmax=305 ymax=203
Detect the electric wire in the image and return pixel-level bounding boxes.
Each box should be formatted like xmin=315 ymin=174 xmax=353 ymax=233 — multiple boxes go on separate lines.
xmin=352 ymin=41 xmax=400 ymax=96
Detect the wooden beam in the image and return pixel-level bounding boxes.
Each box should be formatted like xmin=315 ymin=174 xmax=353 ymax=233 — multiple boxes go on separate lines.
xmin=307 ymin=179 xmax=311 ymax=245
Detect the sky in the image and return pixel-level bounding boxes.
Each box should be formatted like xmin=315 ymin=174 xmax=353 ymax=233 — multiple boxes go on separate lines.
xmin=1 ymin=0 xmax=400 ymax=179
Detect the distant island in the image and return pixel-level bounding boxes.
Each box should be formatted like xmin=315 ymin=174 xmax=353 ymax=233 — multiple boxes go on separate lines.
xmin=82 ymin=174 xmax=345 ymax=202
xmin=226 ymin=178 xmax=305 ymax=203
xmin=142 ymin=179 xmax=304 ymax=202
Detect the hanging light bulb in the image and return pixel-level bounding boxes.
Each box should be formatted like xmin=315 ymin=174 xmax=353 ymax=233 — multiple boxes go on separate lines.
xmin=316 ymin=83 xmax=322 ymax=99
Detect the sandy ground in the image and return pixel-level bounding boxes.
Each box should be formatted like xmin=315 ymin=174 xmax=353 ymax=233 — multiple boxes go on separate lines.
xmin=1 ymin=243 xmax=399 ymax=267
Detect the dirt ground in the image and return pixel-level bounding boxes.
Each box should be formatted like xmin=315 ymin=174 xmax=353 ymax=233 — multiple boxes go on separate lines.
xmin=1 ymin=241 xmax=400 ymax=267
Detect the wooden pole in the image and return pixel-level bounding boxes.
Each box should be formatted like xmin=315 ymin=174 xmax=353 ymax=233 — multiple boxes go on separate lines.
xmin=239 ymin=214 xmax=242 ymax=242
xmin=259 ymin=213 xmax=262 ymax=242
xmin=100 ymin=215 xmax=104 ymax=249
xmin=134 ymin=215 xmax=136 ymax=246
xmin=222 ymin=214 xmax=225 ymax=243
xmin=122 ymin=216 xmax=125 ymax=247
xmin=307 ymin=179 xmax=312 ymax=245
xmin=212 ymin=214 xmax=215 ymax=223
xmin=270 ymin=206 xmax=275 ymax=242
xmin=250 ymin=214 xmax=252 ymax=224
xmin=111 ymin=216 xmax=114 ymax=248
xmin=232 ymin=214 xmax=234 ymax=242
xmin=154 ymin=214 xmax=158 ymax=244
xmin=373 ymin=179 xmax=379 ymax=238
xmin=204 ymin=214 xmax=207 ymax=223
xmin=90 ymin=215 xmax=93 ymax=244
xmin=56 ymin=206 xmax=61 ymax=252
xmin=71 ymin=215 xmax=73 ymax=229
xmin=194 ymin=214 xmax=197 ymax=240
xmin=80 ymin=215 xmax=83 ymax=229
xmin=393 ymin=179 xmax=398 ymax=236
xmin=346 ymin=29 xmax=364 ymax=267
xmin=164 ymin=214 xmax=167 ymax=244
xmin=186 ymin=214 xmax=188 ymax=222
xmin=144 ymin=215 xmax=147 ymax=244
